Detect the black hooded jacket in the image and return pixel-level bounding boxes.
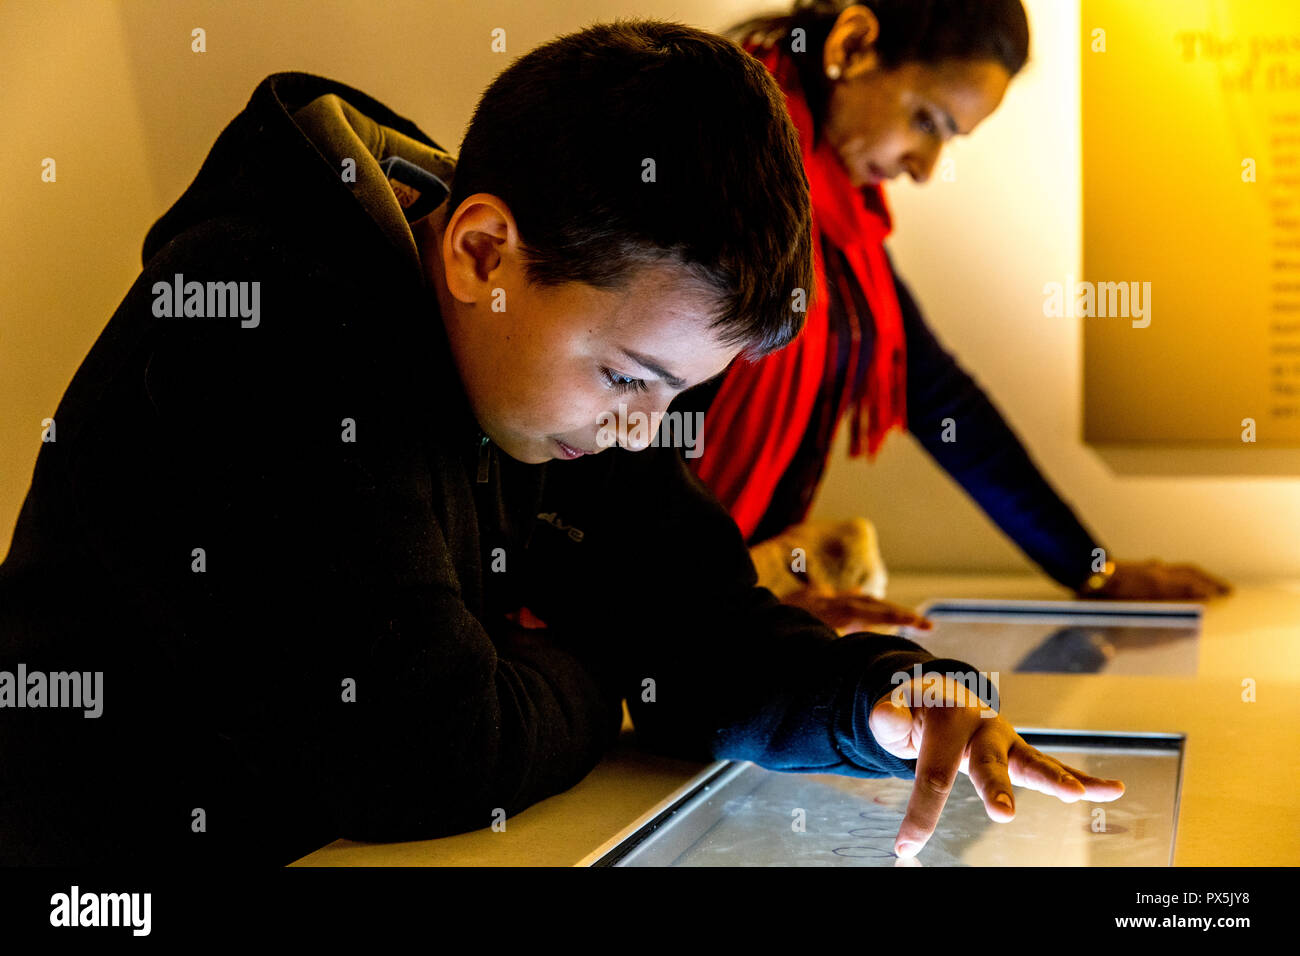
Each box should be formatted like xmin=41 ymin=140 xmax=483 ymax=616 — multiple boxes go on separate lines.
xmin=0 ymin=72 xmax=980 ymax=865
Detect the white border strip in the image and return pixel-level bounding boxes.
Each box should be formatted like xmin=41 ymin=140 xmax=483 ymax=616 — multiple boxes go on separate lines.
xmin=571 ymin=760 xmax=736 ymax=867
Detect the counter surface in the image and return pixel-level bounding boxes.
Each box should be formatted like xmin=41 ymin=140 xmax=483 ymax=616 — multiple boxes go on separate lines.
xmin=291 ymin=575 xmax=1300 ymax=866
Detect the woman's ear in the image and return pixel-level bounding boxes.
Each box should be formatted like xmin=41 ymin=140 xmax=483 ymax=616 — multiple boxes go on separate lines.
xmin=825 ymin=4 xmax=882 ymax=79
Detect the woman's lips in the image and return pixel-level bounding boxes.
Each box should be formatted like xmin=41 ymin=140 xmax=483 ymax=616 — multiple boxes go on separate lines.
xmin=554 ymin=439 xmax=588 ymax=459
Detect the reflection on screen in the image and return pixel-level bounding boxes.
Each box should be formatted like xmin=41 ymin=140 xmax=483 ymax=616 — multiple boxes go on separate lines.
xmin=612 ymin=736 xmax=1182 ymax=867
xmin=904 ymin=600 xmax=1201 ymax=676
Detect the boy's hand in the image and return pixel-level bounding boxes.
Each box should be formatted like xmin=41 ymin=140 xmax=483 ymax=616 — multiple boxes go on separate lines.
xmin=781 ymin=586 xmax=933 ymax=634
xmin=868 ymin=675 xmax=1126 ymax=859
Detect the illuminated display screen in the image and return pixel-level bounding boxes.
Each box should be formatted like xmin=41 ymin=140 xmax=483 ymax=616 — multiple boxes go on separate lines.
xmin=601 ymin=733 xmax=1183 ymax=867
xmin=905 ymin=599 xmax=1201 ymax=676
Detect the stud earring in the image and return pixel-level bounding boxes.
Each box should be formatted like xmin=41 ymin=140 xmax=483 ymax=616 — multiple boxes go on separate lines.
xmin=826 ymin=63 xmax=842 ymax=80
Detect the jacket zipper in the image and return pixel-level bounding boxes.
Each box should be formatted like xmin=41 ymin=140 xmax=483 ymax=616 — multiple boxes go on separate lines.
xmin=476 ymin=431 xmax=492 ymax=483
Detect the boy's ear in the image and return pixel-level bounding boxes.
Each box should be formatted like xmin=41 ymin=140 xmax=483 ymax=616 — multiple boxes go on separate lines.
xmin=443 ymin=193 xmax=517 ymax=302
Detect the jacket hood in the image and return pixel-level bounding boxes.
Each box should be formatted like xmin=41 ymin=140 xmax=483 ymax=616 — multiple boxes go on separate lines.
xmin=142 ymin=71 xmax=456 ymax=280
xmin=137 ymin=71 xmax=488 ymax=456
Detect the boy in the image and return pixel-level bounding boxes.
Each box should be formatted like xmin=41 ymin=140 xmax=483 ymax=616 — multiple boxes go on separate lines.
xmin=0 ymin=21 xmax=1121 ymax=865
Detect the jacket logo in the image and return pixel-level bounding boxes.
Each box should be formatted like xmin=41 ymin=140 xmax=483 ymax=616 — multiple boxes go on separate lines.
xmin=537 ymin=512 xmax=584 ymax=542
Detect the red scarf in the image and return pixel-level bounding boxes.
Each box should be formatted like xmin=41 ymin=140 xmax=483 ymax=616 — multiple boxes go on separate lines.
xmin=689 ymin=40 xmax=908 ymax=541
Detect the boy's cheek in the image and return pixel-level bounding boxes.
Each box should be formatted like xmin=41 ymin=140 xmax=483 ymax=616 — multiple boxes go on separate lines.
xmin=479 ymin=372 xmax=609 ymax=456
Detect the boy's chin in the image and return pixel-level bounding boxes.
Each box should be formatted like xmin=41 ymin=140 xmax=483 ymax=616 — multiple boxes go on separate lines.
xmin=492 ymin=434 xmax=565 ymax=465
xmin=491 ymin=431 xmax=599 ymax=464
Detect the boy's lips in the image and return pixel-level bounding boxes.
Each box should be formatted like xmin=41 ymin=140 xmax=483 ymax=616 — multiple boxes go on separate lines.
xmin=554 ymin=439 xmax=591 ymax=459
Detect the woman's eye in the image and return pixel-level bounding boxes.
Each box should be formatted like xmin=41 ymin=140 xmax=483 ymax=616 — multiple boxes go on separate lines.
xmin=916 ymin=111 xmax=938 ymax=137
xmin=601 ymin=366 xmax=649 ymax=394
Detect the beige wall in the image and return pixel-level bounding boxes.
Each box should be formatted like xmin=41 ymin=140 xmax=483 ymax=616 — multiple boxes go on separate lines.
xmin=3 ymin=1 xmax=1295 ymax=579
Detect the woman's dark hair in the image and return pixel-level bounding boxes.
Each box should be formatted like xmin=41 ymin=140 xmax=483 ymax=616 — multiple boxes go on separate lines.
xmin=448 ymin=19 xmax=813 ymax=358
xmin=730 ymin=0 xmax=1031 ymax=141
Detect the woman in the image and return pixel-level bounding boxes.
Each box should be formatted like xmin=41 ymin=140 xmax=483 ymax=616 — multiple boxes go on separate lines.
xmin=679 ymin=0 xmax=1230 ymax=632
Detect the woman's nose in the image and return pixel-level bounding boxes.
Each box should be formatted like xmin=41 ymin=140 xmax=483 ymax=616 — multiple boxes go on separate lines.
xmin=906 ymin=144 xmax=942 ymax=184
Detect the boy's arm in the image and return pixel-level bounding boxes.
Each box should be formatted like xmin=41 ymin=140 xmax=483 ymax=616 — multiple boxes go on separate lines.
xmin=523 ymin=447 xmax=990 ymax=780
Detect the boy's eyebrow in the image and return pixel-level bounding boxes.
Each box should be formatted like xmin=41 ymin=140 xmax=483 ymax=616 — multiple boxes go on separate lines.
xmin=621 ymin=348 xmax=687 ymax=390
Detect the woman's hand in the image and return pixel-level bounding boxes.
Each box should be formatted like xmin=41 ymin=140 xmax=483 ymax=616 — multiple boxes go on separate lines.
xmin=781 ymin=586 xmax=933 ymax=634
xmin=1085 ymin=558 xmax=1231 ymax=601
xmin=869 ymin=674 xmax=1126 ymax=859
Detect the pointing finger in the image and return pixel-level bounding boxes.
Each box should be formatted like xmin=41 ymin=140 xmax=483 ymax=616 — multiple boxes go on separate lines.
xmin=894 ymin=707 xmax=965 ymax=858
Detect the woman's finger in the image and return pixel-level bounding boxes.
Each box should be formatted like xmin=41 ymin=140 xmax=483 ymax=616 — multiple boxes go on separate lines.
xmin=845 ymin=597 xmax=933 ymax=629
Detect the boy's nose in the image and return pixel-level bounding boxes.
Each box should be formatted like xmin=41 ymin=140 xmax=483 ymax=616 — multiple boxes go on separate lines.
xmin=611 ymin=398 xmax=672 ymax=452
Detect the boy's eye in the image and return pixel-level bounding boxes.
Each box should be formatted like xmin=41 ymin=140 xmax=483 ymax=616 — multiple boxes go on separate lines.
xmin=600 ymin=366 xmax=650 ymax=394
xmin=916 ymin=110 xmax=939 ymax=138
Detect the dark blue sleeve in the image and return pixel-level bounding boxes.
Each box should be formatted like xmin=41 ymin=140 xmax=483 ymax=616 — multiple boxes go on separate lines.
xmin=528 ymin=445 xmax=998 ymax=781
xmin=892 ymin=258 xmax=1104 ymax=590
xmin=525 ymin=444 xmax=1003 ymax=780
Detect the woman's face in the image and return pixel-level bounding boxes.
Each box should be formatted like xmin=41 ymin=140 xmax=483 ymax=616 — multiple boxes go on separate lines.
xmin=821 ymin=7 xmax=1013 ymax=187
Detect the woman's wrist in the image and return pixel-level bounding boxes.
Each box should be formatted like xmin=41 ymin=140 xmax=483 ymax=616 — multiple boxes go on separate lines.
xmin=1075 ymin=559 xmax=1117 ymax=597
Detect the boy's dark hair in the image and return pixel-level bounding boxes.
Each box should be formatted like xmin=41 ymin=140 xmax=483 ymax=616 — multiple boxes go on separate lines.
xmin=730 ymin=0 xmax=1031 ymax=145
xmin=448 ymin=19 xmax=813 ymax=358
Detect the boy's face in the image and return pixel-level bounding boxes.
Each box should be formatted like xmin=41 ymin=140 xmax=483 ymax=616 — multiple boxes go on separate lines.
xmin=416 ymin=195 xmax=740 ymax=464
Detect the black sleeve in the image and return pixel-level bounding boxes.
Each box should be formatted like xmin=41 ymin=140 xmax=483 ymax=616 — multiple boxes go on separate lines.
xmin=523 ymin=444 xmax=998 ymax=781
xmin=892 ymin=258 xmax=1105 ymax=590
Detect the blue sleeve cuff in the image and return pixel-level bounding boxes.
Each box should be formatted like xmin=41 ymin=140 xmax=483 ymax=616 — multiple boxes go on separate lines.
xmin=832 ymin=644 xmax=1001 ymax=779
